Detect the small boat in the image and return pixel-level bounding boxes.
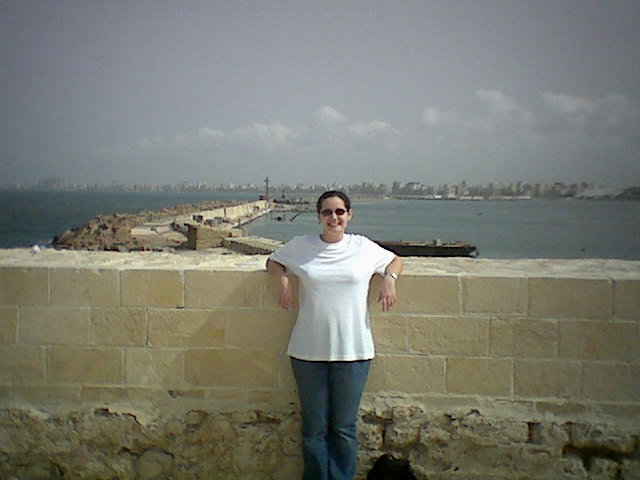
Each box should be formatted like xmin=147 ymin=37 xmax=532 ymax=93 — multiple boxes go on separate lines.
xmin=375 ymin=239 xmax=478 ymax=257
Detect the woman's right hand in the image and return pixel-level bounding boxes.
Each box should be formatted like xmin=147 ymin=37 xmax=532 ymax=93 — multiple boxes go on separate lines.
xmin=278 ymin=276 xmax=296 ymax=310
xmin=267 ymin=258 xmax=296 ymax=310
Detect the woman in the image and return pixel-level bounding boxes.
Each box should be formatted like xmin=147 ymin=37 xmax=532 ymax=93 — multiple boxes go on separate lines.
xmin=266 ymin=190 xmax=403 ymax=480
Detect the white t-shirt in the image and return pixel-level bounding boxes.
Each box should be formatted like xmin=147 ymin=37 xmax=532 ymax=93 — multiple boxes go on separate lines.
xmin=269 ymin=233 xmax=395 ymax=361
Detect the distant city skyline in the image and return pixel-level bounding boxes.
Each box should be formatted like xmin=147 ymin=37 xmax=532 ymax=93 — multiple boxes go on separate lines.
xmin=2 ymin=177 xmax=633 ymax=200
xmin=2 ymin=2 xmax=639 ymax=187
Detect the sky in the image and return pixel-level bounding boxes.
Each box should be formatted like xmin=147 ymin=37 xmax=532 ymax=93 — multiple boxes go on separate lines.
xmin=1 ymin=0 xmax=639 ymax=188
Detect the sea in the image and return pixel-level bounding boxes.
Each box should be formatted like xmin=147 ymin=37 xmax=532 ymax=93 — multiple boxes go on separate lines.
xmin=1 ymin=190 xmax=639 ymax=260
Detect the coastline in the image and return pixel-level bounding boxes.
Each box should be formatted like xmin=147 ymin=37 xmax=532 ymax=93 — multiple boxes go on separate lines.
xmin=2 ymin=192 xmax=639 ymax=260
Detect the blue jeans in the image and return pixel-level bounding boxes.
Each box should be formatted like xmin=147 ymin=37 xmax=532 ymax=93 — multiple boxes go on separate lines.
xmin=291 ymin=357 xmax=371 ymax=480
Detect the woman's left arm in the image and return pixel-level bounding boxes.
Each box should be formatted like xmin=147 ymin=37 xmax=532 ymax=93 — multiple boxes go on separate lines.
xmin=378 ymin=255 xmax=403 ymax=312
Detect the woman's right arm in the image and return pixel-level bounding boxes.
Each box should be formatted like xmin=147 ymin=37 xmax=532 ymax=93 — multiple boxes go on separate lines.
xmin=266 ymin=258 xmax=296 ymax=310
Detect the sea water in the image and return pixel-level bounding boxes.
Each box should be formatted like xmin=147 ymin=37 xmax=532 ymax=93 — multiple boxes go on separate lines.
xmin=0 ymin=190 xmax=254 ymax=248
xmin=249 ymin=198 xmax=640 ymax=260
xmin=1 ymin=191 xmax=639 ymax=260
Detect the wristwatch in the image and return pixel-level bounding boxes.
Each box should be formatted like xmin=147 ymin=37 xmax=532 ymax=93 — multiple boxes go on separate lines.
xmin=386 ymin=272 xmax=398 ymax=280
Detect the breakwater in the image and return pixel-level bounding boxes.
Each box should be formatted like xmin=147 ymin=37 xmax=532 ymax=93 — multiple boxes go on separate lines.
xmin=1 ymin=250 xmax=638 ymax=479
xmin=52 ymin=199 xmax=271 ymax=251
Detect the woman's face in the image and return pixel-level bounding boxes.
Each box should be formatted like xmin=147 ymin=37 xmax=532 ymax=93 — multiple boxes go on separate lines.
xmin=318 ymin=195 xmax=352 ymax=241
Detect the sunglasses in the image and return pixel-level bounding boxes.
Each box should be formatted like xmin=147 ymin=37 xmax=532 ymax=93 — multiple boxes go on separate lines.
xmin=320 ymin=208 xmax=348 ymax=217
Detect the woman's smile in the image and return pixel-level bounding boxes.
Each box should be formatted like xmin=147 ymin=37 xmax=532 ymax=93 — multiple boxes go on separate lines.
xmin=318 ymin=196 xmax=352 ymax=242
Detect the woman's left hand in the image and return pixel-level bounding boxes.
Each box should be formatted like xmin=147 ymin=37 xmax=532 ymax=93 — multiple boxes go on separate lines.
xmin=377 ymin=276 xmax=398 ymax=312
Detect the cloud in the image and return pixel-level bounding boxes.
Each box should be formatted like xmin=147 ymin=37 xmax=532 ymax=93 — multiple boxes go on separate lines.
xmin=314 ymin=106 xmax=347 ymax=127
xmin=474 ymin=89 xmax=534 ymax=131
xmin=198 ymin=127 xmax=225 ymax=141
xmin=102 ymin=95 xmax=638 ymax=187
xmin=541 ymin=92 xmax=640 ymax=138
xmin=422 ymin=107 xmax=444 ymax=127
xmin=477 ymin=89 xmax=520 ymax=114
xmin=135 ymin=136 xmax=165 ymax=149
xmin=348 ymin=120 xmax=400 ymax=142
xmin=542 ymin=92 xmax=596 ymax=114
xmin=133 ymin=106 xmax=404 ymax=157
xmin=584 ymin=94 xmax=640 ymax=138
xmin=422 ymin=89 xmax=533 ymax=134
xmin=423 ymin=89 xmax=639 ymax=143
xmin=232 ymin=122 xmax=300 ymax=150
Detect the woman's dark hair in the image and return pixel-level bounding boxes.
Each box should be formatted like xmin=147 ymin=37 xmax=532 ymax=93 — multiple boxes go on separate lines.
xmin=316 ymin=190 xmax=351 ymax=213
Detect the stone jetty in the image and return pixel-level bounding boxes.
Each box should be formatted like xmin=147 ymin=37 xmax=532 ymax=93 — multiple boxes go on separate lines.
xmin=52 ymin=199 xmax=272 ymax=252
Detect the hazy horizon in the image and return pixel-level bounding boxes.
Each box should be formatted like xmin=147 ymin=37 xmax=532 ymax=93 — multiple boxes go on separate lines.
xmin=2 ymin=1 xmax=639 ymax=188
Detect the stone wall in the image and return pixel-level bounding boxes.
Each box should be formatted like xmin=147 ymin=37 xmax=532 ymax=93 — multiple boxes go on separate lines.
xmin=0 ymin=250 xmax=638 ymax=479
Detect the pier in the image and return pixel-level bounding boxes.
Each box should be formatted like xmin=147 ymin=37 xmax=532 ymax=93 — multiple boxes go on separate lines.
xmin=53 ymin=199 xmax=273 ymax=251
xmin=132 ymin=199 xmax=272 ymax=250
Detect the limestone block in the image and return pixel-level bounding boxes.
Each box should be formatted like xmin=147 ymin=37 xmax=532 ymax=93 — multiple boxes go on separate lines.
xmin=51 ymin=268 xmax=119 ymax=307
xmin=148 ymin=308 xmax=226 ymax=348
xmin=92 ymin=307 xmax=147 ymax=346
xmin=203 ymin=388 xmax=247 ymax=404
xmin=247 ymin=390 xmax=298 ymax=406
xmin=529 ymin=277 xmax=612 ymax=319
xmin=365 ymin=356 xmax=385 ymax=392
xmin=125 ymin=348 xmax=184 ymax=387
xmin=0 ymin=267 xmax=49 ymax=306
xmin=80 ymin=386 xmax=205 ymax=402
xmin=581 ymin=363 xmax=640 ymax=402
xmin=490 ymin=317 xmax=557 ymax=358
xmin=411 ymin=315 xmax=489 ymax=356
xmin=446 ymin=357 xmax=512 ymax=396
xmin=371 ymin=314 xmax=409 ymax=353
xmin=375 ymin=354 xmax=446 ymax=393
xmin=278 ymin=355 xmax=297 ymax=392
xmin=613 ymin=279 xmax=640 ymax=320
xmin=0 ymin=345 xmax=45 ymax=384
xmin=19 ymin=306 xmax=90 ymax=345
xmin=0 ymin=305 xmax=18 ymax=344
xmin=184 ymin=349 xmax=280 ymax=388
xmin=535 ymin=401 xmax=587 ymax=418
xmin=597 ymin=404 xmax=640 ymax=423
xmin=0 ymin=385 xmax=81 ymax=401
xmin=120 ymin=269 xmax=184 ymax=308
xmin=558 ymin=320 xmax=638 ymax=361
xmin=462 ymin=276 xmax=527 ymax=314
xmin=393 ymin=276 xmax=461 ymax=314
xmin=514 ymin=359 xmax=581 ymax=399
xmin=226 ymin=309 xmax=294 ymax=351
xmin=48 ymin=347 xmax=123 ymax=384
xmin=185 ymin=270 xmax=261 ymax=308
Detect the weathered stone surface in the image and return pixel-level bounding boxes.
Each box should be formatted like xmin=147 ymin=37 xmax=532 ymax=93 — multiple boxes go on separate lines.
xmin=2 ymin=406 xmax=636 ymax=480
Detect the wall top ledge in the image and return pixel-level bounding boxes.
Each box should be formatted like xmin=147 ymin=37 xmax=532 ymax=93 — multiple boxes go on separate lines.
xmin=1 ymin=248 xmax=638 ymax=279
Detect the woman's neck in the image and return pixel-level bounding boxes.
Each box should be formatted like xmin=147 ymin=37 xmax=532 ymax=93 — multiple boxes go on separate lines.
xmin=320 ymin=232 xmax=344 ymax=243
